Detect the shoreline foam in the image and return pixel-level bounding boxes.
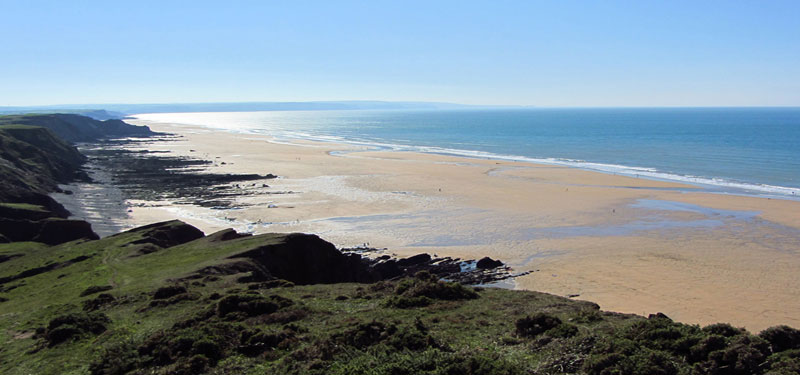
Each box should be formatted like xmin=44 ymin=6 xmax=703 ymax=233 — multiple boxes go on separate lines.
xmin=131 ymin=111 xmax=800 ymax=200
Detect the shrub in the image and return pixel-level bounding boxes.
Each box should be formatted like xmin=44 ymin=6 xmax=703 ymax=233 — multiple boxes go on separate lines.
xmin=386 ymin=277 xmax=477 ymax=308
xmin=386 ymin=295 xmax=433 ymax=308
xmin=238 ymin=327 xmax=296 ymax=356
xmin=148 ymin=292 xmax=198 ymax=308
xmin=88 ymin=340 xmax=140 ymax=375
xmin=548 ymin=323 xmax=579 ymax=338
xmin=408 ymin=280 xmax=478 ymax=301
xmin=44 ymin=312 xmax=110 ymax=346
xmin=572 ymin=308 xmax=603 ymax=323
xmin=394 ymin=279 xmax=415 ymax=295
xmin=192 ymin=339 xmax=222 ymax=361
xmin=216 ymin=294 xmax=293 ymax=318
xmin=703 ymin=323 xmax=745 ymax=337
xmin=624 ymin=316 xmax=703 ymax=354
xmin=152 ymin=285 xmax=187 ymax=299
xmin=694 ymin=335 xmax=771 ymax=375
xmin=515 ymin=313 xmax=562 ymax=338
xmin=135 ymin=320 xmax=244 ymax=372
xmin=340 ymin=321 xmax=398 ymax=349
xmin=760 ymin=325 xmax=800 ymax=353
xmin=583 ymin=349 xmax=679 ymax=375
xmin=83 ymin=293 xmax=116 ymax=311
xmin=174 ymin=355 xmax=209 ymax=375
xmin=688 ymin=334 xmax=727 ymax=363
xmin=386 ymin=328 xmax=437 ymax=351
xmin=255 ymin=306 xmax=309 ymax=325
xmin=441 ymin=352 xmax=525 ymax=375
xmin=332 ymin=320 xmax=439 ymax=352
xmin=80 ymin=285 xmax=113 ymax=297
xmin=766 ymin=349 xmax=800 ymax=375
xmin=314 ymin=348 xmax=525 ymax=375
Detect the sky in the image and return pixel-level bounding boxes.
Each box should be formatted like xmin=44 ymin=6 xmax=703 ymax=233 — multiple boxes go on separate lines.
xmin=2 ymin=0 xmax=799 ymax=107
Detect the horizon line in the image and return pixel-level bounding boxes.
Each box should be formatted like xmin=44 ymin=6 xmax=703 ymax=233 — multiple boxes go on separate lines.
xmin=2 ymin=100 xmax=800 ymax=111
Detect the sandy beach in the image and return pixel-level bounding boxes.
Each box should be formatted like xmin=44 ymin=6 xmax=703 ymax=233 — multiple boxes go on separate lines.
xmin=74 ymin=119 xmax=800 ymax=332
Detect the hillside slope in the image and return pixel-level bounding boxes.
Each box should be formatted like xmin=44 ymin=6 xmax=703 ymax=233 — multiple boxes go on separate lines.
xmin=2 ymin=221 xmax=800 ymax=375
xmin=0 ymin=125 xmax=86 ymax=215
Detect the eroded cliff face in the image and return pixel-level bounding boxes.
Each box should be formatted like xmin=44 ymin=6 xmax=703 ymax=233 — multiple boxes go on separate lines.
xmin=0 ymin=125 xmax=85 ymax=207
xmin=0 ymin=114 xmax=162 ymax=244
xmin=0 ymin=124 xmax=95 ymax=243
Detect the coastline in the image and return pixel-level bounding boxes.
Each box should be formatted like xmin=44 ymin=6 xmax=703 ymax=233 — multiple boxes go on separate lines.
xmin=92 ymin=118 xmax=800 ymax=332
xmin=50 ymin=151 xmax=130 ymax=237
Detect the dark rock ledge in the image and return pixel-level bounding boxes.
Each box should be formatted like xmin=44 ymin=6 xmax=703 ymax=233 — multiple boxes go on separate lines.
xmin=117 ymin=220 xmax=520 ymax=287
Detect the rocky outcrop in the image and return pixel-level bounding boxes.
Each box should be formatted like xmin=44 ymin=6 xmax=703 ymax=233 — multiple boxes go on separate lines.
xmin=83 ymin=144 xmax=275 ymax=209
xmin=205 ymin=228 xmax=252 ymax=242
xmin=0 ymin=217 xmax=98 ymax=245
xmin=476 ymin=257 xmax=503 ymax=269
xmin=0 ymin=203 xmax=54 ymax=221
xmin=176 ymin=225 xmax=514 ymax=286
xmin=116 ymin=220 xmax=205 ymax=249
xmin=396 ymin=253 xmax=431 ymax=267
xmin=227 ymin=233 xmax=379 ymax=285
xmin=34 ymin=219 xmax=99 ymax=245
xmin=91 ymin=220 xmax=513 ymax=287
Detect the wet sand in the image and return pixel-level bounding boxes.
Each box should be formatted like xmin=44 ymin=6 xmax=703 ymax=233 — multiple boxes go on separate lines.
xmin=101 ymin=119 xmax=800 ymax=332
xmin=52 ymin=157 xmax=129 ymax=237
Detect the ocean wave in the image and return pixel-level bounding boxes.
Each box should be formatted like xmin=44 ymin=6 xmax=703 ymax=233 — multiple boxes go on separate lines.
xmin=270 ymin=130 xmax=800 ymax=199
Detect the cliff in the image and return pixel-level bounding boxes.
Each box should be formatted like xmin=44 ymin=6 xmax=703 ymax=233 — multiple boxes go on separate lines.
xmin=0 ymin=125 xmax=86 ymax=215
xmin=0 ymin=113 xmax=158 ymax=142
xmin=0 ymin=114 xmax=159 ymax=244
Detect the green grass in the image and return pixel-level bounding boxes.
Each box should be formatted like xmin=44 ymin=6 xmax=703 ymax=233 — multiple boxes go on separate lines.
xmin=2 ymin=226 xmax=800 ymax=375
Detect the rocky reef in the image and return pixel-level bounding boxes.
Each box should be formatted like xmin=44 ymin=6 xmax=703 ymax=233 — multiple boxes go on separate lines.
xmin=79 ymin=139 xmax=276 ymax=209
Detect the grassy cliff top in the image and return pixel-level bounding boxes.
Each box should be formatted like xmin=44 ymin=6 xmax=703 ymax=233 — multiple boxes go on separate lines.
xmin=2 ymin=221 xmax=799 ymax=375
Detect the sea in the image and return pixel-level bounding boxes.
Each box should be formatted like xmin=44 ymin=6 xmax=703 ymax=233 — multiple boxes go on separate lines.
xmin=133 ymin=107 xmax=800 ymax=200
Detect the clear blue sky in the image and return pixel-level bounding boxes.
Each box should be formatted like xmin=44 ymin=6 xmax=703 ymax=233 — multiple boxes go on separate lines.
xmin=2 ymin=0 xmax=799 ymax=106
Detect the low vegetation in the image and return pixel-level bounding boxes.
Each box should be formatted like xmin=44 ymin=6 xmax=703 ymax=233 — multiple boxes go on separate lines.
xmin=2 ymin=221 xmax=800 ymax=374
